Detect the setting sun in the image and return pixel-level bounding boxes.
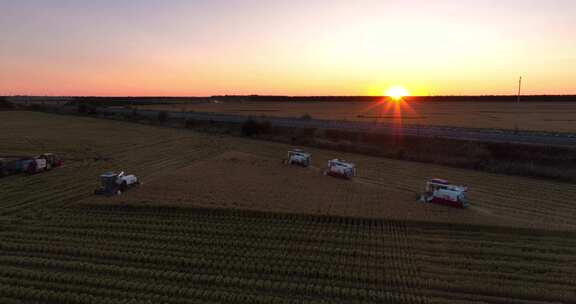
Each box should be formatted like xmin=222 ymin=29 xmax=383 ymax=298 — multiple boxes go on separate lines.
xmin=386 ymin=87 xmax=410 ymax=100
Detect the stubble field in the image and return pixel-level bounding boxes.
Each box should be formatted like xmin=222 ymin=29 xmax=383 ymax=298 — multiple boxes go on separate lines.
xmin=139 ymin=100 xmax=576 ymax=133
xmin=1 ymin=111 xmax=575 ymax=303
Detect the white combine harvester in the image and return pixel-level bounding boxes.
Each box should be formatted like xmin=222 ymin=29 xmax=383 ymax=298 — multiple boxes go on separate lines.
xmin=420 ymin=178 xmax=469 ymax=208
xmin=324 ymin=159 xmax=356 ymax=179
xmin=284 ymin=149 xmax=312 ymax=167
xmin=94 ymin=171 xmax=139 ymax=196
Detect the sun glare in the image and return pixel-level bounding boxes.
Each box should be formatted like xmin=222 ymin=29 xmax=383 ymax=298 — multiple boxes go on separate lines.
xmin=386 ymin=87 xmax=410 ymax=101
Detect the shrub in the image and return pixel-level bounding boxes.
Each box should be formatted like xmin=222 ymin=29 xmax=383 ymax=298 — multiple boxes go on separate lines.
xmin=87 ymin=105 xmax=97 ymax=115
xmin=0 ymin=97 xmax=14 ymax=110
xmin=78 ymin=103 xmax=88 ymax=113
xmin=29 ymin=104 xmax=48 ymax=111
xmin=185 ymin=118 xmax=196 ymax=128
xmin=299 ymin=127 xmax=317 ymax=138
xmin=157 ymin=111 xmax=169 ymax=123
xmin=259 ymin=120 xmax=272 ymax=133
xmin=131 ymin=109 xmax=139 ymax=117
xmin=242 ymin=118 xmax=259 ymax=137
xmin=241 ymin=118 xmax=272 ymax=137
xmin=325 ymin=129 xmax=359 ymax=142
xmin=77 ymin=102 xmax=97 ymax=114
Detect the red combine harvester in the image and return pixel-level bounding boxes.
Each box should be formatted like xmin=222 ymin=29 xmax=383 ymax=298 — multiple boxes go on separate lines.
xmin=420 ymin=178 xmax=469 ymax=208
xmin=324 ymin=159 xmax=356 ymax=179
xmin=284 ymin=149 xmax=312 ymax=167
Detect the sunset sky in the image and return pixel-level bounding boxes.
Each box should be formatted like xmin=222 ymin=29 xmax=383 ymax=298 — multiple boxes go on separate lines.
xmin=1 ymin=0 xmax=575 ymax=96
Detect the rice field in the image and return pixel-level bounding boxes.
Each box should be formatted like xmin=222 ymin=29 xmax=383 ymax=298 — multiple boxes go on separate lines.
xmin=139 ymin=101 xmax=576 ymax=133
xmin=1 ymin=111 xmax=575 ymax=303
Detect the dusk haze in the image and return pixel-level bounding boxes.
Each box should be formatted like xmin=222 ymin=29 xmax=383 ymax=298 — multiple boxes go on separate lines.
xmin=2 ymin=0 xmax=576 ymax=96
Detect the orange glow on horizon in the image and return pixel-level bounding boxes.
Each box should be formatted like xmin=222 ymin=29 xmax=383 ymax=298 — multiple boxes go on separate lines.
xmin=361 ymin=95 xmax=418 ymax=129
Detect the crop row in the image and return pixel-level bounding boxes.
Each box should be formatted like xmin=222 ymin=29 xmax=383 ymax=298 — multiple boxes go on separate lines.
xmin=1 ymin=208 xmax=574 ymax=303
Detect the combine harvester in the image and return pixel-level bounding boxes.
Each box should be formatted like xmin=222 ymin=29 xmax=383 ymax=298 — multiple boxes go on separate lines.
xmin=284 ymin=149 xmax=312 ymax=167
xmin=324 ymin=159 xmax=356 ymax=179
xmin=420 ymin=178 xmax=469 ymax=208
xmin=94 ymin=171 xmax=140 ymax=196
xmin=24 ymin=153 xmax=64 ymax=174
xmin=0 ymin=153 xmax=63 ymax=177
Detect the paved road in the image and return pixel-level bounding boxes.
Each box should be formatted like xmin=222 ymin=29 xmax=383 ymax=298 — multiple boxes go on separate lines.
xmin=101 ymin=108 xmax=576 ymax=147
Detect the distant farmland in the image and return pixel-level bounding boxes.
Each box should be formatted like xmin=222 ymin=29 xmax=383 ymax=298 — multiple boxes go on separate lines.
xmin=139 ymin=100 xmax=576 ymax=133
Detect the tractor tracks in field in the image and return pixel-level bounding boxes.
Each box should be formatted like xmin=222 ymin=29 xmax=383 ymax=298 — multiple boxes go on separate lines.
xmin=353 ymin=177 xmax=420 ymax=195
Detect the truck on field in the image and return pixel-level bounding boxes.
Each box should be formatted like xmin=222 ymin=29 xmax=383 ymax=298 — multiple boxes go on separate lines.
xmin=0 ymin=153 xmax=63 ymax=177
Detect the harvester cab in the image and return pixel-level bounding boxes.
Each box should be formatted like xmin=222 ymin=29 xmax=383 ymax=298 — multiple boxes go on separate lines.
xmin=324 ymin=159 xmax=356 ymax=179
xmin=285 ymin=149 xmax=312 ymax=167
xmin=420 ymin=178 xmax=469 ymax=208
xmin=94 ymin=171 xmax=139 ymax=196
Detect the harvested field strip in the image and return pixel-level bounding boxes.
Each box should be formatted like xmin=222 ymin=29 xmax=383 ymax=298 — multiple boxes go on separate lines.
xmin=350 ymin=178 xmax=576 ymax=225
xmin=469 ymin=202 xmax=576 ymax=226
xmin=3 ymin=112 xmax=576 ymax=230
xmin=0 ymin=152 xmax=224 ymax=215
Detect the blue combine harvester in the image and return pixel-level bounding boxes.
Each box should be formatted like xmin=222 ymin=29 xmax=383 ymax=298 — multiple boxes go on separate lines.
xmin=94 ymin=171 xmax=140 ymax=196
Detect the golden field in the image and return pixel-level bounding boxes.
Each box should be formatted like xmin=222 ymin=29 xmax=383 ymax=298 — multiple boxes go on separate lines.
xmin=139 ymin=101 xmax=576 ymax=133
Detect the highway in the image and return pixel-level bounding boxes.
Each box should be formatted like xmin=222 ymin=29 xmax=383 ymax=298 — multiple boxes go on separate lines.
xmin=101 ymin=107 xmax=576 ymax=147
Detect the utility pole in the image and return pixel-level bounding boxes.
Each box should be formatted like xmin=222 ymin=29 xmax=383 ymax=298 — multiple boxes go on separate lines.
xmin=517 ymin=76 xmax=522 ymax=104
xmin=514 ymin=76 xmax=522 ymax=134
